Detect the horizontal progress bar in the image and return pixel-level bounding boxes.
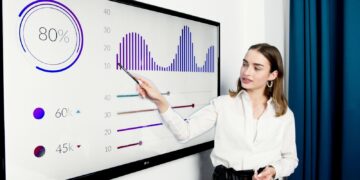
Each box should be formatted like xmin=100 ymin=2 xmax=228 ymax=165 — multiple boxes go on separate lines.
xmin=117 ymin=104 xmax=194 ymax=115
xmin=117 ymin=123 xmax=163 ymax=132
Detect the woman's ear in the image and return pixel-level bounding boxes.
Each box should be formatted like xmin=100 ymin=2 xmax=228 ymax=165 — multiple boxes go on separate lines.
xmin=268 ymin=70 xmax=278 ymax=81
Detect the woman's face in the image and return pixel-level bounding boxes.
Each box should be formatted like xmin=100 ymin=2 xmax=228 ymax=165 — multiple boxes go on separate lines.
xmin=240 ymin=49 xmax=277 ymax=92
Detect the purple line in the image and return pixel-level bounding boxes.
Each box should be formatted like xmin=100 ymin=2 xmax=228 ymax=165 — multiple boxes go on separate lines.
xmin=116 ymin=54 xmax=119 ymax=70
xmin=137 ymin=33 xmax=139 ymax=70
xmin=121 ymin=38 xmax=124 ymax=67
xmin=188 ymin=27 xmax=190 ymax=72
xmin=176 ymin=53 xmax=179 ymax=71
xmin=211 ymin=47 xmax=213 ymax=72
xmin=138 ymin=35 xmax=140 ymax=70
xmin=140 ymin=38 xmax=143 ymax=70
xmin=191 ymin=43 xmax=194 ymax=72
xmin=185 ymin=27 xmax=187 ymax=72
xmin=134 ymin=33 xmax=136 ymax=70
xmin=145 ymin=45 xmax=148 ymax=70
xmin=151 ymin=58 xmax=154 ymax=70
xmin=209 ymin=49 xmax=211 ymax=72
xmin=208 ymin=49 xmax=210 ymax=72
xmin=143 ymin=39 xmax=145 ymax=70
xmin=119 ymin=43 xmax=121 ymax=68
xmin=131 ymin=32 xmax=134 ymax=70
xmin=137 ymin=34 xmax=139 ymax=70
xmin=127 ymin=34 xmax=129 ymax=69
xmin=185 ymin=28 xmax=187 ymax=72
xmin=186 ymin=27 xmax=189 ymax=72
xmin=137 ymin=34 xmax=140 ymax=70
xmin=148 ymin=53 xmax=150 ymax=70
xmin=117 ymin=123 xmax=162 ymax=132
xmin=178 ymin=36 xmax=181 ymax=71
xmin=129 ymin=33 xmax=131 ymax=69
xmin=120 ymin=39 xmax=122 ymax=67
xmin=182 ymin=29 xmax=184 ymax=72
xmin=179 ymin=29 xmax=185 ymax=72
xmin=208 ymin=48 xmax=210 ymax=72
xmin=194 ymin=57 xmax=197 ymax=72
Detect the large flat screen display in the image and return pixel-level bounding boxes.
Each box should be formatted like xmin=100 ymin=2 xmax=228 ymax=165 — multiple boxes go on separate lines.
xmin=1 ymin=0 xmax=220 ymax=179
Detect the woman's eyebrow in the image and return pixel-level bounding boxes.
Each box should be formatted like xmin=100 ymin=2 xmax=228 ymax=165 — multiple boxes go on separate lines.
xmin=254 ymin=63 xmax=264 ymax=67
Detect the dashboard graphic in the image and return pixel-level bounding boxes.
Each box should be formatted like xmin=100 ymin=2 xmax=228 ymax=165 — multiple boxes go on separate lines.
xmin=2 ymin=0 xmax=219 ymax=179
xmin=18 ymin=0 xmax=84 ymax=72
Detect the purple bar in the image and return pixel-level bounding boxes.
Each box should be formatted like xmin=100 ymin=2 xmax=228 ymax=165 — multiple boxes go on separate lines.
xmin=137 ymin=33 xmax=139 ymax=70
xmin=116 ymin=43 xmax=122 ymax=69
xmin=143 ymin=40 xmax=145 ymax=70
xmin=179 ymin=36 xmax=181 ymax=71
xmin=194 ymin=57 xmax=196 ymax=72
xmin=134 ymin=33 xmax=138 ymax=70
xmin=185 ymin=28 xmax=187 ymax=71
xmin=137 ymin=34 xmax=139 ymax=70
xmin=149 ymin=52 xmax=151 ymax=71
xmin=128 ymin=34 xmax=131 ymax=69
xmin=149 ymin=47 xmax=151 ymax=71
xmin=181 ymin=29 xmax=184 ymax=71
xmin=211 ymin=47 xmax=214 ymax=72
xmin=185 ymin=28 xmax=187 ymax=72
xmin=180 ymin=29 xmax=186 ymax=71
xmin=171 ymin=59 xmax=174 ymax=71
xmin=207 ymin=50 xmax=209 ymax=72
xmin=126 ymin=34 xmax=129 ymax=69
xmin=213 ymin=47 xmax=215 ymax=72
xmin=187 ymin=27 xmax=190 ymax=72
xmin=190 ymin=43 xmax=192 ymax=72
xmin=146 ymin=45 xmax=148 ymax=70
xmin=131 ymin=33 xmax=134 ymax=70
xmin=175 ymin=47 xmax=178 ymax=71
xmin=122 ymin=38 xmax=124 ymax=67
xmin=141 ymin=38 xmax=143 ymax=70
xmin=137 ymin=34 xmax=140 ymax=70
xmin=192 ymin=43 xmax=194 ymax=72
xmin=116 ymin=54 xmax=119 ymax=70
xmin=150 ymin=57 xmax=153 ymax=70
xmin=129 ymin=33 xmax=131 ymax=69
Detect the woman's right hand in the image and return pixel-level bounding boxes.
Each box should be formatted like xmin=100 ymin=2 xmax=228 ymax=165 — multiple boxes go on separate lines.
xmin=135 ymin=76 xmax=169 ymax=113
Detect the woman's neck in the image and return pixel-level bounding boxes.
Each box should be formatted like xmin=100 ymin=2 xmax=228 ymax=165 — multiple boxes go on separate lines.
xmin=246 ymin=88 xmax=268 ymax=106
xmin=246 ymin=88 xmax=268 ymax=119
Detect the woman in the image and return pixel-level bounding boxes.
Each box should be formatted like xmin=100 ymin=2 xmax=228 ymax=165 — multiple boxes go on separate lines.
xmin=136 ymin=43 xmax=298 ymax=180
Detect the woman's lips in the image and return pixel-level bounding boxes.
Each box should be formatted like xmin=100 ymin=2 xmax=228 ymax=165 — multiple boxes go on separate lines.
xmin=241 ymin=77 xmax=252 ymax=84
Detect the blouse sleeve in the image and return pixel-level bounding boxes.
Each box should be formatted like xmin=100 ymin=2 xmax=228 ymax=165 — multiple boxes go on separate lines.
xmin=160 ymin=98 xmax=219 ymax=143
xmin=270 ymin=111 xmax=299 ymax=179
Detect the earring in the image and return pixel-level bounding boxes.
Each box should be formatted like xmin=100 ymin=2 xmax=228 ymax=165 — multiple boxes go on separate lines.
xmin=267 ymin=81 xmax=273 ymax=88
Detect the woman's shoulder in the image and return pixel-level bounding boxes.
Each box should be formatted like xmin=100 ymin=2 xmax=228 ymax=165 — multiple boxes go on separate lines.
xmin=277 ymin=106 xmax=295 ymax=123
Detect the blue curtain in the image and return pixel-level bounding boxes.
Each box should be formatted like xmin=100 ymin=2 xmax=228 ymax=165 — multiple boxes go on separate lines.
xmin=289 ymin=0 xmax=360 ymax=179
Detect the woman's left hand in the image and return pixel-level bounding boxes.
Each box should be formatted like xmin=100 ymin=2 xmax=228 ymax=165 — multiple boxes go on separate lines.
xmin=252 ymin=166 xmax=276 ymax=180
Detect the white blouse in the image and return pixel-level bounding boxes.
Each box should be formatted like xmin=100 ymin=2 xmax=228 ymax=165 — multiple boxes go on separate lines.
xmin=160 ymin=90 xmax=298 ymax=179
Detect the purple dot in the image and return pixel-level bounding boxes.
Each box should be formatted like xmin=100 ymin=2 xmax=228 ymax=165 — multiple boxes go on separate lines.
xmin=34 ymin=145 xmax=45 ymax=158
xmin=33 ymin=107 xmax=45 ymax=119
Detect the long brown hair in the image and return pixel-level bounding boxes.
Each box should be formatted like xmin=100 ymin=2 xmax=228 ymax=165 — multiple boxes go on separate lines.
xmin=229 ymin=43 xmax=288 ymax=116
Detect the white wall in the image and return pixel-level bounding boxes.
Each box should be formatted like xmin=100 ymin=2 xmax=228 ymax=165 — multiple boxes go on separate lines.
xmin=115 ymin=0 xmax=289 ymax=179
